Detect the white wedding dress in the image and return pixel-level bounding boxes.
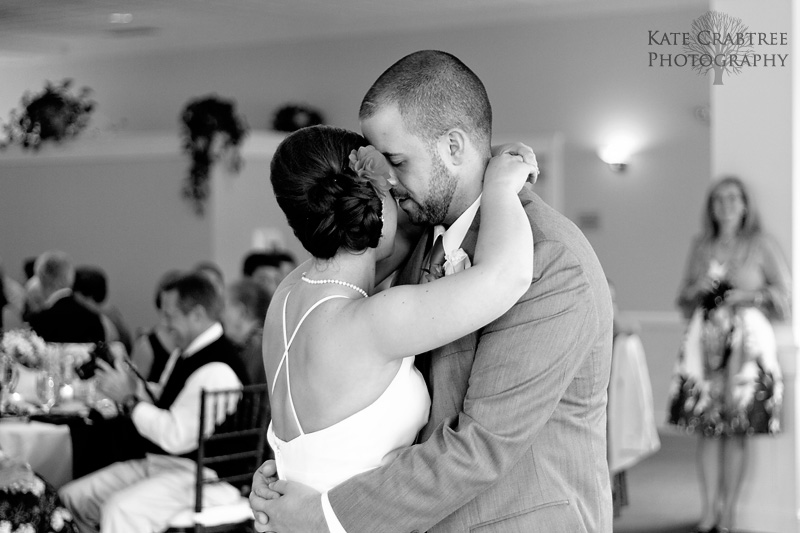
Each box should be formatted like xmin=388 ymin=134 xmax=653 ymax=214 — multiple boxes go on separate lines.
xmin=267 ymin=293 xmax=431 ymax=493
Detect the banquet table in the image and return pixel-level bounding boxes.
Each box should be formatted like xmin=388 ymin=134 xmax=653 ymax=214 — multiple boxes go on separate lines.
xmin=1 ymin=364 xmax=78 ymax=488
xmin=0 ymin=363 xmax=142 ymax=490
xmin=0 ymin=419 xmax=73 ymax=488
xmin=0 ymin=343 xmax=142 ymax=530
xmin=0 ymin=409 xmax=146 ymax=490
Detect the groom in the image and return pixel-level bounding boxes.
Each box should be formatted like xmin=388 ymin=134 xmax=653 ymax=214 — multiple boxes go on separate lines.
xmin=250 ymin=50 xmax=613 ymax=533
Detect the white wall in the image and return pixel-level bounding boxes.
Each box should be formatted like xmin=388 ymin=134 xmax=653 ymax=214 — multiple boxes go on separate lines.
xmin=208 ymin=131 xmax=307 ymax=282
xmin=710 ymin=1 xmax=795 ymax=531
xmin=0 ymin=138 xmax=211 ymax=334
xmin=0 ymin=6 xmax=710 ymax=337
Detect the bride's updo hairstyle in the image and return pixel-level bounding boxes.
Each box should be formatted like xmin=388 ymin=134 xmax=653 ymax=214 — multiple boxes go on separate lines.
xmin=270 ymin=125 xmax=384 ymax=259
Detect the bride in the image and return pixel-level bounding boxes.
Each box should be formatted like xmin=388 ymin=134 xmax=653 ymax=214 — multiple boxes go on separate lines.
xmin=264 ymin=125 xmax=534 ymax=492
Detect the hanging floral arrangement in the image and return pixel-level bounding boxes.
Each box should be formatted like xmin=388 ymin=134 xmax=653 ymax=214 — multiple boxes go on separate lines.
xmin=272 ymin=103 xmax=324 ymax=132
xmin=0 ymin=79 xmax=95 ymax=151
xmin=180 ymin=95 xmax=248 ymax=215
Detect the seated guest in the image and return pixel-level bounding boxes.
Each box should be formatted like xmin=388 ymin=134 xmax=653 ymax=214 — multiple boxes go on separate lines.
xmin=23 ymin=257 xmax=36 ymax=281
xmin=194 ymin=260 xmax=225 ymax=296
xmin=221 ymin=278 xmax=270 ymax=385
xmin=129 ymin=270 xmax=182 ymax=382
xmin=73 ymin=266 xmax=133 ymax=352
xmin=27 ymin=251 xmax=105 ymax=344
xmin=59 ymin=273 xmax=248 ymax=533
xmin=20 ymin=257 xmax=45 ymax=324
xmin=241 ymin=250 xmax=296 ymax=298
xmin=1 ymin=259 xmax=26 ymax=331
xmin=19 ymin=256 xmax=39 ymax=316
xmin=21 ymin=278 xmax=45 ymax=324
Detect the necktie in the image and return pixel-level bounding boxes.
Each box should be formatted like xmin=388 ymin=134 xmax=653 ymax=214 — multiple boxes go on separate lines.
xmin=422 ymin=232 xmax=446 ymax=283
xmin=416 ymin=229 xmax=446 ymax=392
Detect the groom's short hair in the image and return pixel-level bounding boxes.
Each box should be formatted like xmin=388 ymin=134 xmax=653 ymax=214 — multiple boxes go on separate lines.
xmin=360 ymin=50 xmax=492 ymax=155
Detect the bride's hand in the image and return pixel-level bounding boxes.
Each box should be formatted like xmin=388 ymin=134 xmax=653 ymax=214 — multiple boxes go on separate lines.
xmin=484 ymin=152 xmax=536 ymax=194
xmin=491 ymin=142 xmax=539 ymax=182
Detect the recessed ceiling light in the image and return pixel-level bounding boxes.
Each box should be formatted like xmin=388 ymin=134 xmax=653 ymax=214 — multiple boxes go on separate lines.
xmin=109 ymin=13 xmax=133 ymax=24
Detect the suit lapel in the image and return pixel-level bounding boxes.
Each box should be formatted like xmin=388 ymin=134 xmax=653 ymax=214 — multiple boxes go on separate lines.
xmin=421 ymin=188 xmax=533 ymax=438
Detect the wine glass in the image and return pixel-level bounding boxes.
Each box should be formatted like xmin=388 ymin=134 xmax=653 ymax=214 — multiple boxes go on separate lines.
xmin=36 ymin=371 xmax=58 ymax=414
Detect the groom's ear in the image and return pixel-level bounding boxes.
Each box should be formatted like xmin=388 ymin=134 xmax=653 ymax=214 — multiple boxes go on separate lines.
xmin=438 ymin=129 xmax=468 ymax=166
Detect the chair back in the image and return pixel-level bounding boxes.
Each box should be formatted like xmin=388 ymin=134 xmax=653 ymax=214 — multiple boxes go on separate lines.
xmin=194 ymin=383 xmax=270 ymax=513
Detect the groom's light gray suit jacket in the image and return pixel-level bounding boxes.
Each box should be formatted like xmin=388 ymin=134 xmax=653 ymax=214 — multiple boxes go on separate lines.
xmin=327 ymin=185 xmax=614 ymax=532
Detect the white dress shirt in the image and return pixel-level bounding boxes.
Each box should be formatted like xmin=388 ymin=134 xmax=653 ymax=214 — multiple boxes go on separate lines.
xmin=131 ymin=322 xmax=242 ymax=456
xmin=42 ymin=287 xmax=72 ymax=309
xmin=321 ymin=196 xmax=482 ymax=533
xmin=434 ymin=194 xmax=481 ymax=263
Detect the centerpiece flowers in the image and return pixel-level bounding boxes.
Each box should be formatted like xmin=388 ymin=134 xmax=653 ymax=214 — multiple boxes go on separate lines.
xmin=1 ymin=329 xmax=48 ymax=370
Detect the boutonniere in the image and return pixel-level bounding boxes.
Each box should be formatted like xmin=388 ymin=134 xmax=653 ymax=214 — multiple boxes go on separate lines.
xmin=444 ymin=248 xmax=471 ymax=276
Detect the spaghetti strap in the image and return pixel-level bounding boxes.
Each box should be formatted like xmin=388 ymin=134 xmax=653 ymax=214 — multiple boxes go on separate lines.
xmin=272 ymin=291 xmax=350 ymax=436
xmin=269 ymin=295 xmax=292 ymax=396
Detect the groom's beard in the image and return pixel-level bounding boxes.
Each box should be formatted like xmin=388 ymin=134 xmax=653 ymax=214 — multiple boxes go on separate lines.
xmin=401 ymin=153 xmax=457 ymax=226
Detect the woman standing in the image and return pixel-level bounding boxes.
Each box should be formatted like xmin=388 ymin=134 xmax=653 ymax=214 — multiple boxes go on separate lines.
xmin=671 ymin=176 xmax=791 ymax=533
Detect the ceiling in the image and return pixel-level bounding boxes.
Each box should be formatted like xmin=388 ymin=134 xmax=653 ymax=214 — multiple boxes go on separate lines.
xmin=0 ymin=0 xmax=703 ymax=59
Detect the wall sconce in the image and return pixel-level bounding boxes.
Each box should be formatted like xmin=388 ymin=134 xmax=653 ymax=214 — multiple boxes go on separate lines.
xmin=597 ymin=143 xmax=632 ymax=173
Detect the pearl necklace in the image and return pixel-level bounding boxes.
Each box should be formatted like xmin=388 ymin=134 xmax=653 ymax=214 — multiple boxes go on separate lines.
xmin=300 ymin=273 xmax=369 ymax=298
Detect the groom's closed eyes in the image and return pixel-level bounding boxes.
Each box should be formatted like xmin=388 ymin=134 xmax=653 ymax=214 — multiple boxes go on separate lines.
xmin=386 ymin=155 xmax=405 ymax=168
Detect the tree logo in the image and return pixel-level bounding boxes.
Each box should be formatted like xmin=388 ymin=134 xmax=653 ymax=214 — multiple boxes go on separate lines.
xmin=647 ymin=12 xmax=788 ymax=84
xmin=684 ymin=11 xmax=754 ymax=85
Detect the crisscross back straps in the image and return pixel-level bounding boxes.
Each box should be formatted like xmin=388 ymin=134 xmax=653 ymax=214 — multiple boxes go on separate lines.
xmin=271 ymin=292 xmax=350 ymax=435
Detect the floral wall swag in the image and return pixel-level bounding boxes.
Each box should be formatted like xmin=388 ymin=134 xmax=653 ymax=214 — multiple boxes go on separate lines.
xmin=180 ymin=95 xmax=248 ymax=215
xmin=0 ymin=79 xmax=95 ymax=151
xmin=272 ymin=103 xmax=324 ymax=132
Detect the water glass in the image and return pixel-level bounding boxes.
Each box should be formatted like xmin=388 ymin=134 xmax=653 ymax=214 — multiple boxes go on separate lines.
xmin=36 ymin=371 xmax=58 ymax=413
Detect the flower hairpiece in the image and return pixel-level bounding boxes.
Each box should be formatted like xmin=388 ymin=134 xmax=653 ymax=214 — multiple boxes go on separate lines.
xmin=348 ymin=146 xmax=396 ymax=195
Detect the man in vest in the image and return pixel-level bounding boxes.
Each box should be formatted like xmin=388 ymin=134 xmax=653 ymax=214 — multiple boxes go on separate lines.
xmin=59 ymin=272 xmax=247 ymax=533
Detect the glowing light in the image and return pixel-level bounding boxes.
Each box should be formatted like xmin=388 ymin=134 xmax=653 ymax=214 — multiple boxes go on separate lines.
xmin=109 ymin=13 xmax=133 ymax=24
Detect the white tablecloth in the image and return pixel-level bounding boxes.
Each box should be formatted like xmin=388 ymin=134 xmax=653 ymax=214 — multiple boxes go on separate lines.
xmin=0 ymin=420 xmax=73 ymax=488
xmin=607 ymin=333 xmax=661 ymax=474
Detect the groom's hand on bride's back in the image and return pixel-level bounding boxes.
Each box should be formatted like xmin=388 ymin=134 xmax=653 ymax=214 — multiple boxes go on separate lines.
xmin=250 ymin=460 xmax=328 ymax=532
